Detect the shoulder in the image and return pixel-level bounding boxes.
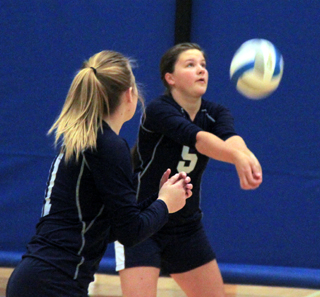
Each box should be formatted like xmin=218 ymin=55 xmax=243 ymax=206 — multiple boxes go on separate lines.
xmin=94 ymin=125 xmax=130 ymax=163
xmin=144 ymin=95 xmax=184 ymax=125
xmin=201 ymin=99 xmax=235 ymax=124
xmin=200 ymin=99 xmax=238 ymax=139
xmin=201 ymin=98 xmax=232 ymax=115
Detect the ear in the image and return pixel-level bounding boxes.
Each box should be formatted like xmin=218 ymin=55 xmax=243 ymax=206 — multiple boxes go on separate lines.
xmin=124 ymin=87 xmax=133 ymax=103
xmin=164 ymin=73 xmax=175 ymax=87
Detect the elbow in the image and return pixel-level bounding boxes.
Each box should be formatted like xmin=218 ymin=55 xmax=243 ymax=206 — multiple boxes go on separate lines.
xmin=117 ymin=235 xmax=139 ymax=247
xmin=112 ymin=224 xmax=142 ymax=247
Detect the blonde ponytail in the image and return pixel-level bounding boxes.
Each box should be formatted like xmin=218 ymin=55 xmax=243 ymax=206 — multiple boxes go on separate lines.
xmin=48 ymin=50 xmax=141 ymax=162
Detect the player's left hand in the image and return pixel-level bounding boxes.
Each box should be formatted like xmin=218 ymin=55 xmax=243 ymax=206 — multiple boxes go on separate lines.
xmin=159 ymin=169 xmax=193 ymax=197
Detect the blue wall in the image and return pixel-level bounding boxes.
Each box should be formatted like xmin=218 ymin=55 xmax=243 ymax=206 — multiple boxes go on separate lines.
xmin=1 ymin=0 xmax=319 ymax=288
xmin=0 ymin=0 xmax=175 ymax=251
xmin=191 ymin=0 xmax=320 ymax=269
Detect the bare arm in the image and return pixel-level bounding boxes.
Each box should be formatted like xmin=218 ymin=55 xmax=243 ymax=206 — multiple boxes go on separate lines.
xmin=195 ymin=131 xmax=262 ymax=190
xmin=195 ymin=131 xmax=240 ymax=164
xmin=225 ymin=135 xmax=250 ymax=154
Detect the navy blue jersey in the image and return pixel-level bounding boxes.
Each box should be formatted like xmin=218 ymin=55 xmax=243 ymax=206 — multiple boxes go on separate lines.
xmin=134 ymin=94 xmax=237 ymax=228
xmin=25 ymin=122 xmax=168 ymax=286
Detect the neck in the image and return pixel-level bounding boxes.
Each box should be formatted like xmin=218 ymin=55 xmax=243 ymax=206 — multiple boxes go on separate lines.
xmin=170 ymin=90 xmax=202 ymax=121
xmin=103 ymin=111 xmax=125 ymax=135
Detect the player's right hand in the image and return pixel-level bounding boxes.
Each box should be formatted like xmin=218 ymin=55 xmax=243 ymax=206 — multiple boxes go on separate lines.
xmin=233 ymin=151 xmax=263 ymax=190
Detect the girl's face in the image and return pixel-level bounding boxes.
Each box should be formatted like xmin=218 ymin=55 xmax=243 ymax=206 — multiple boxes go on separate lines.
xmin=166 ymin=49 xmax=208 ymax=98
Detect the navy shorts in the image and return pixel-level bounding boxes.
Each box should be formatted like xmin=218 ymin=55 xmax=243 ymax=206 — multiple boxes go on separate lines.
xmin=6 ymin=257 xmax=89 ymax=297
xmin=115 ymin=220 xmax=216 ymax=274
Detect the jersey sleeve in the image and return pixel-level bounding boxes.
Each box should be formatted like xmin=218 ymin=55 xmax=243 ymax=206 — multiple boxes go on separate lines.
xmin=143 ymin=99 xmax=202 ymax=148
xmin=84 ymin=132 xmax=168 ymax=247
xmin=208 ymin=103 xmax=238 ymax=140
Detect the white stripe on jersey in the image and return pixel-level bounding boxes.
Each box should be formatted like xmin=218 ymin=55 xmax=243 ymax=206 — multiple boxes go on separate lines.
xmin=74 ymin=157 xmax=87 ymax=279
xmin=202 ymin=109 xmax=216 ymax=123
xmin=114 ymin=241 xmax=125 ymax=271
xmin=74 ymin=156 xmax=106 ymax=279
xmin=42 ymin=153 xmax=64 ymax=217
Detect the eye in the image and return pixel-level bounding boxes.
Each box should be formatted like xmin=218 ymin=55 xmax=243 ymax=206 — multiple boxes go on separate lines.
xmin=201 ymin=63 xmax=207 ymax=68
xmin=187 ymin=63 xmax=194 ymax=67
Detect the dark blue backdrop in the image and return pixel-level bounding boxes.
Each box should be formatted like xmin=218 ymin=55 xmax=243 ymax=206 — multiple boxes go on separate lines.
xmin=1 ymin=0 xmax=319 ymax=288
xmin=192 ymin=0 xmax=320 ymax=268
xmin=0 ymin=0 xmax=175 ymax=251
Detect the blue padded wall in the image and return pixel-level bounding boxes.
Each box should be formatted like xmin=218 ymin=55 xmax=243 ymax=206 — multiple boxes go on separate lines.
xmin=1 ymin=0 xmax=320 ymax=289
xmin=191 ymin=0 xmax=320 ymax=271
xmin=0 ymin=0 xmax=175 ymax=256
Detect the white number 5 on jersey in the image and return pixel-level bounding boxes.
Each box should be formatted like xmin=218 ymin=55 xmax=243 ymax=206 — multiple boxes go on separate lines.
xmin=177 ymin=146 xmax=198 ymax=174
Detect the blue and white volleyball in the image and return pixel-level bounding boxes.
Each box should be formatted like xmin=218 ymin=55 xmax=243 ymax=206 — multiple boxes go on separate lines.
xmin=230 ymin=39 xmax=284 ymax=99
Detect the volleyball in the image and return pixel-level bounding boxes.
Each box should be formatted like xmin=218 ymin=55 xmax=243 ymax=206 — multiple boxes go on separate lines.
xmin=230 ymin=39 xmax=284 ymax=99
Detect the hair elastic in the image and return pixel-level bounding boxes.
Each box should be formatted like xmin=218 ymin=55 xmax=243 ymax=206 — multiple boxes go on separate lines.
xmin=90 ymin=67 xmax=97 ymax=75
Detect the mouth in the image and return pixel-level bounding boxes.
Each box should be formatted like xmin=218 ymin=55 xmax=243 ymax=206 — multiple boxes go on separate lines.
xmin=196 ymin=78 xmax=206 ymax=83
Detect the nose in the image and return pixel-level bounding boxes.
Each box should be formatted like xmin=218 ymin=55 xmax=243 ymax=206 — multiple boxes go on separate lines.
xmin=197 ymin=65 xmax=205 ymax=74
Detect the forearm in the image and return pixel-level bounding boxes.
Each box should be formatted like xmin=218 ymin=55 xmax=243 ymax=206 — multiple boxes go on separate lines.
xmin=137 ymin=192 xmax=158 ymax=210
xmin=225 ymin=135 xmax=257 ymax=158
xmin=225 ymin=135 xmax=250 ymax=153
xmin=225 ymin=135 xmax=247 ymax=149
xmin=112 ymin=200 xmax=168 ymax=246
xmin=195 ymin=131 xmax=241 ymax=164
xmin=196 ymin=132 xmax=262 ymax=190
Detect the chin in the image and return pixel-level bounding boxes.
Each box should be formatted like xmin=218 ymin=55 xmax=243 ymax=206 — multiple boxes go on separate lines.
xmin=194 ymin=89 xmax=207 ymax=98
